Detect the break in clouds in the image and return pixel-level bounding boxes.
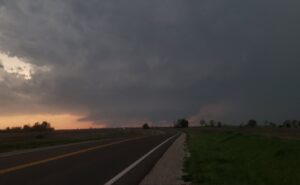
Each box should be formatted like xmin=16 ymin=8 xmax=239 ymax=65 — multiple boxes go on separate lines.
xmin=0 ymin=0 xmax=300 ymax=126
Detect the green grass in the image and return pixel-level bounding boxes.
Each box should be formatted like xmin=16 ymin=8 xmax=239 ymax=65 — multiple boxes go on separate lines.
xmin=184 ymin=130 xmax=300 ymax=185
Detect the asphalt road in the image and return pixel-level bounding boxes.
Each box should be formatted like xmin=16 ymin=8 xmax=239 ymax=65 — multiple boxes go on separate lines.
xmin=0 ymin=133 xmax=178 ymax=185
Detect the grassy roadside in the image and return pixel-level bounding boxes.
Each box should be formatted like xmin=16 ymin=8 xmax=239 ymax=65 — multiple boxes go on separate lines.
xmin=184 ymin=130 xmax=300 ymax=185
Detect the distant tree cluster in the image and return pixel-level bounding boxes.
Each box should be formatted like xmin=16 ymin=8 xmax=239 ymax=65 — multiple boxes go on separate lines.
xmin=197 ymin=118 xmax=300 ymax=128
xmin=174 ymin=118 xmax=189 ymax=128
xmin=199 ymin=119 xmax=223 ymax=127
xmin=142 ymin=123 xmax=150 ymax=129
xmin=244 ymin=119 xmax=300 ymax=128
xmin=2 ymin=121 xmax=54 ymax=133
xmin=279 ymin=120 xmax=300 ymax=128
xmin=246 ymin=119 xmax=257 ymax=127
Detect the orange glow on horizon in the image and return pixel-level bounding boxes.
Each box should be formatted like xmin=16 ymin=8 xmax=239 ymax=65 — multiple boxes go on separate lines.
xmin=0 ymin=114 xmax=105 ymax=130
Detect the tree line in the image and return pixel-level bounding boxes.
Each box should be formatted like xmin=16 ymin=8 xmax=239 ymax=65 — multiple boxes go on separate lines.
xmin=243 ymin=119 xmax=300 ymax=128
xmin=1 ymin=121 xmax=54 ymax=133
xmin=173 ymin=118 xmax=300 ymax=128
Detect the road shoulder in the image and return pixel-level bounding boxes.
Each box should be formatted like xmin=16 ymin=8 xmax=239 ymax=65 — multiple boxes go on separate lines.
xmin=140 ymin=133 xmax=187 ymax=185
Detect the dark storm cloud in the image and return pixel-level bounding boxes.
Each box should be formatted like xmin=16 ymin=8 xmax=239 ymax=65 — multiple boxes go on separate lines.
xmin=0 ymin=0 xmax=300 ymax=125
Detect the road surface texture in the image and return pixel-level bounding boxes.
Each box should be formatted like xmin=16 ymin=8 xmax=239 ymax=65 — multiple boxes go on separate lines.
xmin=0 ymin=133 xmax=178 ymax=185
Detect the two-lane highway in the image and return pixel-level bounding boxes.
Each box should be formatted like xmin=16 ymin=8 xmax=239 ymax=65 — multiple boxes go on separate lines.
xmin=0 ymin=133 xmax=178 ymax=185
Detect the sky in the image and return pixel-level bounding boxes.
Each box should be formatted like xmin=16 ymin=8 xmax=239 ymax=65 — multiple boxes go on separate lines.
xmin=0 ymin=0 xmax=300 ymax=129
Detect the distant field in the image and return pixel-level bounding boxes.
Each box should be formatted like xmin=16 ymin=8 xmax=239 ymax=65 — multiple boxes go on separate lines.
xmin=0 ymin=128 xmax=168 ymax=153
xmin=184 ymin=128 xmax=300 ymax=185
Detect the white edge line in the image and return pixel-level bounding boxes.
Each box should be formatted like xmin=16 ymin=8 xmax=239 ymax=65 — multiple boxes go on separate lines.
xmin=104 ymin=133 xmax=180 ymax=185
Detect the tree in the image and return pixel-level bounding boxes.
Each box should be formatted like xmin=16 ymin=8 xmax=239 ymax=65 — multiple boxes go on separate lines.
xmin=283 ymin=120 xmax=291 ymax=128
xmin=31 ymin=121 xmax=54 ymax=131
xmin=200 ymin=119 xmax=206 ymax=127
xmin=23 ymin=124 xmax=31 ymax=131
xmin=174 ymin=118 xmax=189 ymax=128
xmin=292 ymin=120 xmax=298 ymax=128
xmin=142 ymin=123 xmax=150 ymax=129
xmin=41 ymin=121 xmax=53 ymax=130
xmin=209 ymin=120 xmax=215 ymax=127
xmin=269 ymin=122 xmax=276 ymax=127
xmin=247 ymin=119 xmax=257 ymax=127
xmin=217 ymin=122 xmax=222 ymax=127
xmin=264 ymin=120 xmax=269 ymax=127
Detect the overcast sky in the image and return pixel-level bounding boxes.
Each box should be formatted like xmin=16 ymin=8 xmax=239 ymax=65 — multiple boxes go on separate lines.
xmin=0 ymin=0 xmax=299 ymax=127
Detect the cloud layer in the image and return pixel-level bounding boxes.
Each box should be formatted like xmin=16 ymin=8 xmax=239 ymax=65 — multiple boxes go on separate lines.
xmin=0 ymin=0 xmax=300 ymax=125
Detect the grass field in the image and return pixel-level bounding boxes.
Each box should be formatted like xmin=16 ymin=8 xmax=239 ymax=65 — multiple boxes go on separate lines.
xmin=184 ymin=129 xmax=300 ymax=185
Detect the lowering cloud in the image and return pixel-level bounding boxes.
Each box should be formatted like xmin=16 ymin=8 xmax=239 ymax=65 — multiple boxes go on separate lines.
xmin=0 ymin=0 xmax=299 ymax=126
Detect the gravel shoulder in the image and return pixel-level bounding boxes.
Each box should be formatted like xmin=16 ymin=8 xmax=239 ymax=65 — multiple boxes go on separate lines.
xmin=140 ymin=133 xmax=187 ymax=185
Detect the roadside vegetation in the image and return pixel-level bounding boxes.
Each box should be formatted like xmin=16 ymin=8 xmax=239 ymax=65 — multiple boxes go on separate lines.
xmin=184 ymin=129 xmax=300 ymax=185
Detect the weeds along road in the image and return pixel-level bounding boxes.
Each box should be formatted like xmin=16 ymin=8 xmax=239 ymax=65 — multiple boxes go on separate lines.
xmin=0 ymin=133 xmax=178 ymax=185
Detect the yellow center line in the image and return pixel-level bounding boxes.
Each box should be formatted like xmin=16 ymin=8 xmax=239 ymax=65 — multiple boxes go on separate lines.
xmin=0 ymin=137 xmax=144 ymax=175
